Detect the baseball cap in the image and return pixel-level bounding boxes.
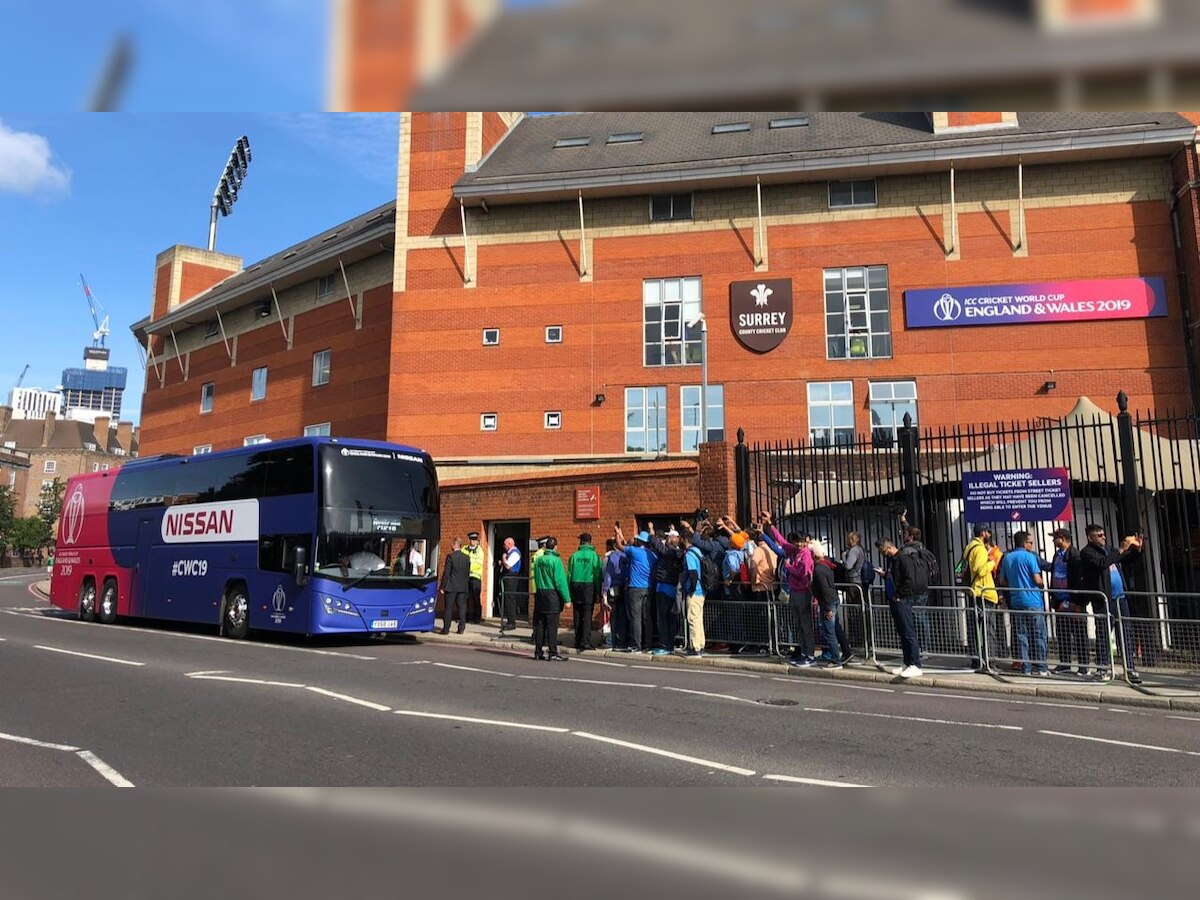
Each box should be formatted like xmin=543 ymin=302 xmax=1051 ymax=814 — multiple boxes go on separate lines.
xmin=635 ymin=530 xmax=651 ymax=543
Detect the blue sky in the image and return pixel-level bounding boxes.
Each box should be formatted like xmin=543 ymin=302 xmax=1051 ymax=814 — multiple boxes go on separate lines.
xmin=0 ymin=0 xmax=566 ymax=111
xmin=0 ymin=113 xmax=400 ymax=423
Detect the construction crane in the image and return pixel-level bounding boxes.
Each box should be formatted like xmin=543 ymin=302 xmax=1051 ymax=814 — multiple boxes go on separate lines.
xmin=79 ymin=274 xmax=110 ymax=348
xmin=14 ymin=364 xmax=28 ymax=389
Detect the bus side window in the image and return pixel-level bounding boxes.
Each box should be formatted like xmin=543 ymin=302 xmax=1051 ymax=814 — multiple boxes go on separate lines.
xmin=259 ymin=534 xmax=312 ymax=574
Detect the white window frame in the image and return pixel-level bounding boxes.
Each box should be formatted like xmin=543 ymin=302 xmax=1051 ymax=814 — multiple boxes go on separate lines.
xmin=304 ymin=423 xmax=332 ymax=437
xmin=649 ymin=192 xmax=693 ymax=222
xmin=92 ymin=463 xmax=100 ymax=472
xmin=312 ymin=349 xmax=331 ymax=387
xmin=828 ymin=179 xmax=878 ymax=209
xmin=316 ymin=274 xmax=336 ymax=297
xmin=8 ymin=470 xmax=15 ymax=487
xmin=869 ymin=381 xmax=919 ymax=445
xmin=680 ymin=384 xmax=726 ymax=452
xmin=544 ymin=411 xmax=561 ymax=430
xmin=193 ymin=444 xmax=212 ymax=455
xmin=101 ymin=464 xmax=109 ymax=471
xmin=624 ymin=387 xmax=667 ymax=454
xmin=42 ymin=479 xmax=53 ymax=490
xmin=808 ymin=381 xmax=856 ymax=447
xmin=823 ymin=265 xmax=892 ymax=360
xmin=200 ymin=381 xmax=215 ymax=414
xmin=545 ymin=326 xmax=563 ymax=344
xmin=43 ymin=460 xmax=56 ymax=474
xmin=482 ymin=328 xmax=500 ymax=346
xmin=251 ymin=367 xmax=268 ymax=401
xmin=480 ymin=413 xmax=498 ymax=432
xmin=243 ymin=435 xmax=269 ymax=446
xmin=643 ymin=276 xmax=702 ymax=367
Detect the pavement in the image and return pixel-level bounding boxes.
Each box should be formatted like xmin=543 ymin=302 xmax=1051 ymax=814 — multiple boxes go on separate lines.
xmin=2 ymin=575 xmax=1199 ymax=789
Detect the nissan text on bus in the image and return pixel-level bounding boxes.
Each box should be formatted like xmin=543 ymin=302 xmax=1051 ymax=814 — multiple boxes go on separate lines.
xmin=49 ymin=438 xmax=440 ymax=638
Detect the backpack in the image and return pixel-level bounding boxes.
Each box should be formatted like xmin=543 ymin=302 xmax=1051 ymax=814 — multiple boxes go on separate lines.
xmin=901 ymin=545 xmax=930 ymax=593
xmin=917 ymin=545 xmax=939 ymax=582
xmin=861 ymin=561 xmax=877 ymax=588
xmin=689 ymin=548 xmax=721 ymax=595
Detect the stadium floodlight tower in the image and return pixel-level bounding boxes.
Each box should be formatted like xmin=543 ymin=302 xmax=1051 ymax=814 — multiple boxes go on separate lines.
xmin=207 ymin=135 xmax=252 ymax=252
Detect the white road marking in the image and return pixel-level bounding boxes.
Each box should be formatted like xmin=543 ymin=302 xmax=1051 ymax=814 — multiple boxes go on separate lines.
xmin=772 ymin=678 xmax=894 ymax=693
xmin=1039 ymin=730 xmax=1200 ymax=755
xmin=34 ymin=645 xmax=145 ymax=667
xmin=630 ymin=665 xmax=759 ymax=678
xmin=516 ymin=675 xmax=656 ymax=688
xmin=76 ymin=749 xmax=135 ymax=787
xmin=572 ymin=657 xmax=627 ymax=668
xmin=1167 ymin=716 xmax=1200 ymax=724
xmin=762 ymin=773 xmax=870 ymax=788
xmin=803 ymin=708 xmax=1023 ymax=731
xmin=5 ymin=610 xmax=378 ymax=659
xmin=0 ymin=636 xmax=6 ymax=641
xmin=0 ymin=731 xmax=81 ymax=752
xmin=912 ymin=690 xmax=1098 ymax=710
xmin=660 ymin=686 xmax=759 ymax=705
xmin=184 ymin=670 xmax=230 ymax=677
xmin=186 ymin=674 xmax=306 ymax=688
xmin=432 ymin=662 xmax=513 ymax=677
xmin=0 ymin=732 xmax=135 ymax=787
xmin=571 ymin=731 xmax=756 ymax=777
xmin=392 ymin=710 xmax=570 ymax=733
xmin=305 ymin=686 xmax=391 ymax=712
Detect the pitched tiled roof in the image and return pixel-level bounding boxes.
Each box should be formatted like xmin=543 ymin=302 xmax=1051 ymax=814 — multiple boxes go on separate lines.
xmin=1 ymin=418 xmax=137 ymax=455
xmin=455 ymin=111 xmax=1194 ymax=199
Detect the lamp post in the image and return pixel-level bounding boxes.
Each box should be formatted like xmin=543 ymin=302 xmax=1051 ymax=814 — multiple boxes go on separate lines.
xmin=688 ymin=313 xmax=709 ymax=449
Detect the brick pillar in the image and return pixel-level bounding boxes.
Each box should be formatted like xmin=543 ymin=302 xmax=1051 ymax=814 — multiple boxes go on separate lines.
xmin=698 ymin=440 xmax=736 ymax=516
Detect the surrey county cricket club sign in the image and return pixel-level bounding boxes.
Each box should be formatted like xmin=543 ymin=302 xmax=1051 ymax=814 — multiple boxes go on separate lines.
xmin=905 ymin=277 xmax=1167 ymax=329
xmin=730 ymin=278 xmax=793 ymax=352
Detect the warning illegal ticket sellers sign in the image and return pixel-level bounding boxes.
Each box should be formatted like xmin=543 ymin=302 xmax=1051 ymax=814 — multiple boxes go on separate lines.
xmin=962 ymin=468 xmax=1074 ymax=524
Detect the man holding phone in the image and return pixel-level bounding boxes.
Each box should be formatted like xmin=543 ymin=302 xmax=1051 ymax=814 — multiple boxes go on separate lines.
xmin=1079 ymin=524 xmax=1143 ymax=684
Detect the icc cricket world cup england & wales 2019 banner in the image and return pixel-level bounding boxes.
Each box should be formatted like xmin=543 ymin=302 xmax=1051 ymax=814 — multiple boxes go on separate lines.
xmin=904 ymin=277 xmax=1167 ymax=329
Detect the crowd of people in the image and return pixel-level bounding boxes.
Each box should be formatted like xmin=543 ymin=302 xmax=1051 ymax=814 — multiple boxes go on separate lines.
xmin=435 ymin=512 xmax=1154 ymax=683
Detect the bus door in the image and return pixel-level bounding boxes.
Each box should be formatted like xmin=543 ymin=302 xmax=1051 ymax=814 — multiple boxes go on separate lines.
xmin=131 ymin=518 xmax=157 ymax=618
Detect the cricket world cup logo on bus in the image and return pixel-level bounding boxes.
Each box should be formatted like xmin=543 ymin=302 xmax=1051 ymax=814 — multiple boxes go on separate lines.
xmin=272 ymin=584 xmax=288 ymax=622
xmin=62 ymin=484 xmax=86 ymax=546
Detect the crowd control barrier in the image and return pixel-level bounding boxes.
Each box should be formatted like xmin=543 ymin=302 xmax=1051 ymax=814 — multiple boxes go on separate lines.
xmin=982 ymin=587 xmax=1113 ymax=685
xmin=1116 ymin=592 xmax=1200 ymax=695
xmin=867 ymin=586 xmax=980 ymax=673
xmin=771 ymin=584 xmax=869 ymax=661
xmin=679 ymin=596 xmax=775 ymax=655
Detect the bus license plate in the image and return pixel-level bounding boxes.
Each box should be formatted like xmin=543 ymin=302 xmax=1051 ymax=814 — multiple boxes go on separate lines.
xmin=371 ymin=619 xmax=398 ymax=629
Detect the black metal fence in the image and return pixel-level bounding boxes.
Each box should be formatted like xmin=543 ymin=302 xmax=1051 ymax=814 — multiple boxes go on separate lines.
xmin=739 ymin=392 xmax=1200 ymax=616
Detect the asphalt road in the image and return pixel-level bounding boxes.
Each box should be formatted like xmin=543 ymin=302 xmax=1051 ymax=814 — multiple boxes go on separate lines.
xmin=3 ymin=573 xmax=1200 ymax=788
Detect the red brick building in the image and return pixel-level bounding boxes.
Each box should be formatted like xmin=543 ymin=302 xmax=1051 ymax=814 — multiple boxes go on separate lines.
xmin=133 ymin=110 xmax=1200 ymax=612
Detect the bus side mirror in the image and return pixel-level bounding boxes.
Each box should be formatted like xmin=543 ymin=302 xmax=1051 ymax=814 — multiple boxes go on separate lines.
xmin=293 ymin=546 xmax=309 ymax=586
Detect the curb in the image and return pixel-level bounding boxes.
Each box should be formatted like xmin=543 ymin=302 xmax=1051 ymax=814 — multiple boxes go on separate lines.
xmin=413 ymin=629 xmax=1200 ymax=713
xmin=33 ymin=581 xmax=49 ymax=599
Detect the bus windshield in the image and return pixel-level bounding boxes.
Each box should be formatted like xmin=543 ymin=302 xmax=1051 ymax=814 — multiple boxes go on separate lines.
xmin=315 ymin=445 xmax=439 ymax=587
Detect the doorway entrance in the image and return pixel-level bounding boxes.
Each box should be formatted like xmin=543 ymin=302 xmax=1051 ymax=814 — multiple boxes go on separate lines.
xmin=486 ymin=519 xmax=530 ymax=622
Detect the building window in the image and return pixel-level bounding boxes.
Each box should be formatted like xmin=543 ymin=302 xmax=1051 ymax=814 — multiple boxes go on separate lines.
xmin=643 ymin=276 xmax=702 ymax=367
xmin=42 ymin=479 xmax=53 ymax=490
xmin=92 ymin=463 xmax=100 ymax=472
xmin=869 ymin=381 xmax=918 ymax=445
xmin=244 ymin=435 xmax=269 ymax=446
xmin=770 ymin=116 xmax=809 ymax=129
xmin=317 ymin=274 xmax=336 ymax=297
xmin=680 ymin=385 xmax=726 ymax=452
xmin=711 ymin=122 xmax=751 ymax=134
xmin=251 ymin=367 xmax=268 ymax=401
xmin=193 ymin=444 xmax=212 ymax=455
xmin=200 ymin=381 xmax=215 ymax=414
xmin=84 ymin=442 xmax=98 ymax=452
xmin=649 ymin=193 xmax=693 ymax=222
xmin=824 ymin=266 xmax=892 ymax=360
xmin=481 ymin=413 xmax=498 ymax=432
xmin=554 ymin=137 xmax=591 ymax=149
xmin=544 ymin=411 xmax=561 ymax=430
xmin=808 ymin=382 xmax=855 ymax=447
xmin=43 ymin=460 xmax=56 ymax=474
xmin=828 ymin=179 xmax=878 ymax=209
xmin=482 ymin=328 xmax=500 ymax=346
xmin=625 ymin=387 xmax=667 ymax=454
xmin=304 ymin=423 xmax=331 ymax=437
xmin=7 ymin=471 xmax=14 ymax=487
xmin=312 ymin=349 xmax=331 ymax=387
xmin=101 ymin=464 xmax=109 ymax=471
xmin=607 ymin=132 xmax=643 ymax=144
xmin=545 ymin=326 xmax=563 ymax=344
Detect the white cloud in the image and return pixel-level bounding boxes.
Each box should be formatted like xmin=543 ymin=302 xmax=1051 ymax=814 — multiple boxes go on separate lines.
xmin=0 ymin=120 xmax=71 ymax=197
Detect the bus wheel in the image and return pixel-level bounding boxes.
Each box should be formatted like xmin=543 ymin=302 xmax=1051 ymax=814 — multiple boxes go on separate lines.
xmin=79 ymin=581 xmax=97 ymax=623
xmin=98 ymin=580 xmax=118 ymax=625
xmin=223 ymin=585 xmax=250 ymax=640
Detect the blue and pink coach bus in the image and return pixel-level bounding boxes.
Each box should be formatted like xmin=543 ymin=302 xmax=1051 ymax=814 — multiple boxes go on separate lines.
xmin=49 ymin=438 xmax=440 ymax=638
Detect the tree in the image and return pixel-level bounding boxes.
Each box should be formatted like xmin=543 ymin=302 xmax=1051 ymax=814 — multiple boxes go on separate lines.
xmin=37 ymin=478 xmax=65 ymax=532
xmin=0 ymin=484 xmax=14 ymax=540
xmin=9 ymin=516 xmax=50 ymax=556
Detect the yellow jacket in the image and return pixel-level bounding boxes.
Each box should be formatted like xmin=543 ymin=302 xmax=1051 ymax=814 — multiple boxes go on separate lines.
xmin=965 ymin=538 xmax=998 ymax=604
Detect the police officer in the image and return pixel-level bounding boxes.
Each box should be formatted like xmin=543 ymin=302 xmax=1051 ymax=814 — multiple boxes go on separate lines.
xmin=464 ymin=532 xmax=484 ymax=623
